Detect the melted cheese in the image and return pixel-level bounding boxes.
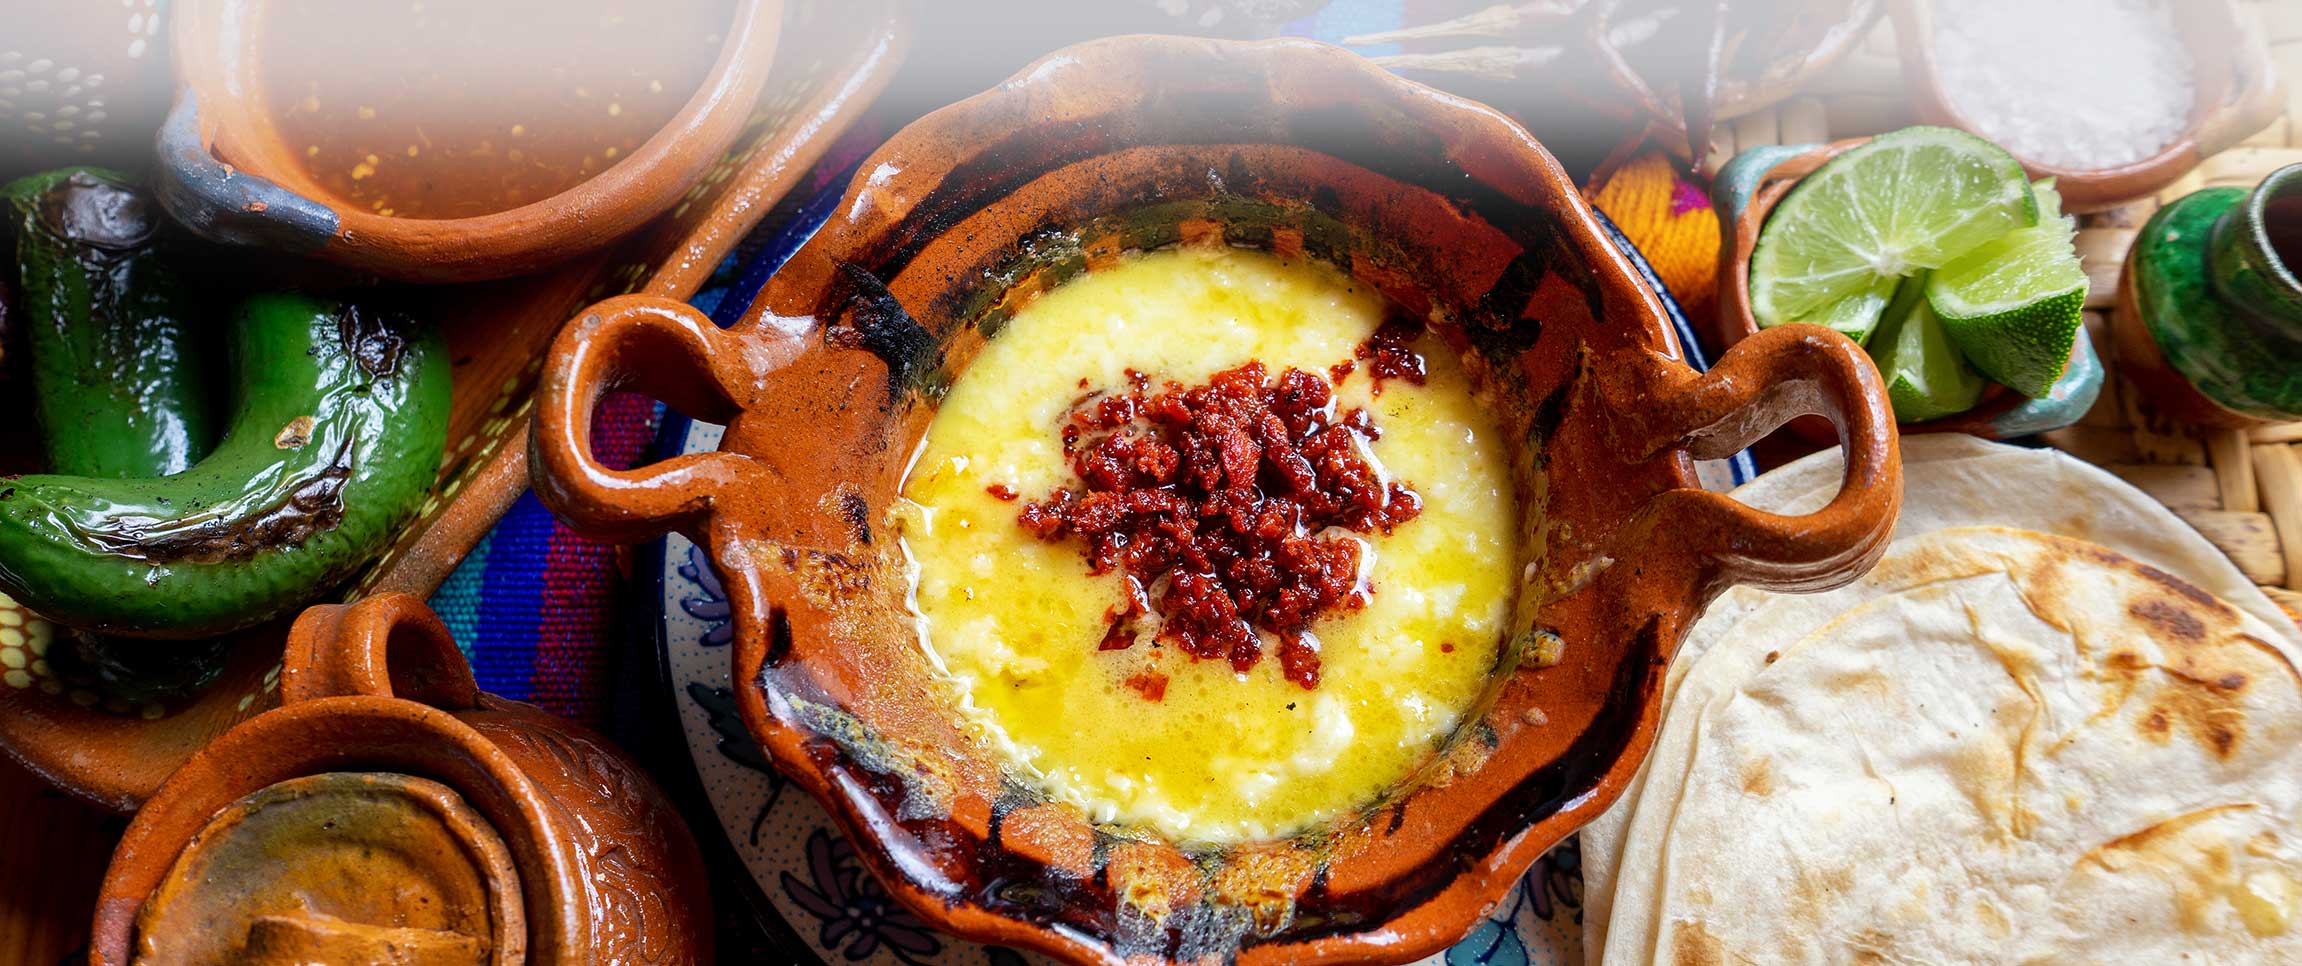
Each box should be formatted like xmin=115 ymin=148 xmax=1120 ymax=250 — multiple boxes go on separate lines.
xmin=895 ymin=246 xmax=1518 ymax=844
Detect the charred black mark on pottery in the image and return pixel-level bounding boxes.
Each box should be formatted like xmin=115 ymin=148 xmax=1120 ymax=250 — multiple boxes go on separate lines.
xmin=840 ymin=492 xmax=872 ymax=545
xmin=831 ymin=262 xmax=939 ymax=403
xmin=762 ymin=606 xmax=795 ymax=667
xmin=1526 ymin=381 xmax=1573 ymax=468
xmin=1468 ymin=254 xmax=1551 ymax=365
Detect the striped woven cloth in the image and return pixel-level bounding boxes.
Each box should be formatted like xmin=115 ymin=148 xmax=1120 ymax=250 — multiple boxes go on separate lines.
xmin=428 ymin=397 xmax=659 ymax=727
xmin=424 ymin=120 xmax=882 ymax=728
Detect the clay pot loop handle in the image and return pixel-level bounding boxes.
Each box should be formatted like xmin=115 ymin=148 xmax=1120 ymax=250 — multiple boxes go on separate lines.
xmin=1607 ymin=324 xmax=1903 ymax=593
xmin=529 ymin=294 xmax=778 ymax=545
xmin=282 ymin=594 xmax=481 ymax=711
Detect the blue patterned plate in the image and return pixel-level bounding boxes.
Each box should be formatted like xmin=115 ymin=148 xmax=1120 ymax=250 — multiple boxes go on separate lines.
xmin=643 ymin=184 xmax=1743 ymax=965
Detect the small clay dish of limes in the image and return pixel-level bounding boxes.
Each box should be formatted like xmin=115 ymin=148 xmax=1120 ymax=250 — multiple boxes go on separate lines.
xmin=1713 ymin=128 xmax=2105 ymax=439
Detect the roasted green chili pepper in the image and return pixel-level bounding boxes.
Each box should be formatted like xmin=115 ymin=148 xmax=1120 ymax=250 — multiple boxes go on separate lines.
xmin=7 ymin=167 xmax=217 ymax=478
xmin=0 ymin=293 xmax=449 ymax=638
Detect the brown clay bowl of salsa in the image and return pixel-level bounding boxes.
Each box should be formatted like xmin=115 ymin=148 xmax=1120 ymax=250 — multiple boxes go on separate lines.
xmin=154 ymin=0 xmax=781 ymax=282
xmin=529 ymin=35 xmax=1903 ymax=966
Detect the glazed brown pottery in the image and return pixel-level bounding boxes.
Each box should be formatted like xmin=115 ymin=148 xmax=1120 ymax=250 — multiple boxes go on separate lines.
xmin=1890 ymin=0 xmax=2283 ymax=213
xmin=156 ymin=0 xmax=783 ymax=282
xmin=0 ymin=0 xmax=909 ymax=813
xmin=136 ymin=771 xmax=523 ymax=966
xmin=1713 ymin=137 xmax=2099 ymax=442
xmin=530 ymin=36 xmax=1902 ymax=965
xmin=90 ymin=593 xmax=714 ymax=965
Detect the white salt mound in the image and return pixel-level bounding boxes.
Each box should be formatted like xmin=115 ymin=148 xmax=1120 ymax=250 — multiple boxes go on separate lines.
xmin=1934 ymin=0 xmax=2194 ymax=170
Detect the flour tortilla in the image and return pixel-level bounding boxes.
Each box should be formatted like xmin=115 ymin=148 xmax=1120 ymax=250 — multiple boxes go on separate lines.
xmin=1581 ymin=435 xmax=2302 ymax=962
xmin=1599 ymin=527 xmax=2302 ymax=963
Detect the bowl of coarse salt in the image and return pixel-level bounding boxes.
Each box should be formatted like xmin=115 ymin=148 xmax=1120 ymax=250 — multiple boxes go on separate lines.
xmin=1891 ymin=0 xmax=2283 ymax=213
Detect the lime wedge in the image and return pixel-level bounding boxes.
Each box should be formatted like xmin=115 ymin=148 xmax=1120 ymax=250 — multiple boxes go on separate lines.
xmin=1750 ymin=127 xmax=2037 ymax=342
xmin=1925 ymin=179 xmax=2086 ymax=399
xmin=1872 ymin=273 xmax=1985 ymax=422
xmin=1806 ymin=275 xmax=1902 ymax=347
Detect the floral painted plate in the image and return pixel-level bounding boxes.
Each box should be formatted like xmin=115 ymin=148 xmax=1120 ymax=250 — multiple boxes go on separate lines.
xmin=644 ymin=182 xmax=1736 ymax=966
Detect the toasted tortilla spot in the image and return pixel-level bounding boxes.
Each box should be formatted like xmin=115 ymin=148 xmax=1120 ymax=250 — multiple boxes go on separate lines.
xmin=1669 ymin=919 xmax=1735 ymax=966
xmin=2209 ymin=722 xmax=2239 ymax=757
xmin=2087 ymin=807 xmax=2258 ymax=933
xmin=2134 ymin=561 xmax=2233 ymax=614
xmin=2132 ymin=596 xmax=2207 ymax=641
xmin=2141 ymin=670 xmax=2252 ymax=759
xmin=2140 ymin=708 xmax=2173 ymax=741
xmin=2083 ymin=804 xmax=2257 ymax=870
xmin=1739 ymin=756 xmax=1773 ymax=796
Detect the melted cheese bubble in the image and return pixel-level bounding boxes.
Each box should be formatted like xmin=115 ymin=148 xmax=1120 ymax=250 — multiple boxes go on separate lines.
xmin=896 ymin=246 xmax=1518 ymax=844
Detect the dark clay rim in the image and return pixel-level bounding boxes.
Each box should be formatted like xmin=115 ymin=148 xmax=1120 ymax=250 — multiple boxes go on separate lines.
xmin=158 ymin=0 xmax=786 ymax=277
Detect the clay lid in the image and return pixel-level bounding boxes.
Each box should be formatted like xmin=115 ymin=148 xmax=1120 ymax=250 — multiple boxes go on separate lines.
xmin=134 ymin=771 xmax=525 ymax=966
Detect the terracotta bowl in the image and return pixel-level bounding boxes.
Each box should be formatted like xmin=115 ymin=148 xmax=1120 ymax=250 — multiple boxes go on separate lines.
xmin=154 ymin=0 xmax=783 ymax=282
xmin=91 ymin=594 xmax=714 ymax=965
xmin=530 ymin=36 xmax=1902 ymax=965
xmin=0 ymin=0 xmax=908 ymax=814
xmin=1889 ymin=0 xmax=2283 ymax=213
xmin=1713 ymin=137 xmax=2105 ymax=442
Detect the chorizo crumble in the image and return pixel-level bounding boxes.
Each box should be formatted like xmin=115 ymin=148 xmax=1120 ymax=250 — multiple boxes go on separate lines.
xmin=1013 ymin=327 xmax=1428 ymax=691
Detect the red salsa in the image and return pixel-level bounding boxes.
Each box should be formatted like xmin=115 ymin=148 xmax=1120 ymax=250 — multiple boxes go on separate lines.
xmin=1013 ymin=350 xmax=1424 ymax=691
xmin=1354 ymin=317 xmax=1428 ymax=392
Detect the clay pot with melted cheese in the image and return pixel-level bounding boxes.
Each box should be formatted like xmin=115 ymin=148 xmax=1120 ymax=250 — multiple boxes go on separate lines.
xmin=530 ymin=36 xmax=1904 ymax=966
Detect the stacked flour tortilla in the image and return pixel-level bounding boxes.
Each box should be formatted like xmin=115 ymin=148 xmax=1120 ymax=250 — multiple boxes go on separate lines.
xmin=1583 ymin=434 xmax=2302 ymax=963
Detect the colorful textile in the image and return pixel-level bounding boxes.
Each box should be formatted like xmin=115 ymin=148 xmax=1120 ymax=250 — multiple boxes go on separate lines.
xmin=430 ymin=393 xmax=656 ymax=727
xmin=429 ymin=118 xmax=882 ymax=729
xmin=1589 ymin=151 xmax=1722 ymax=315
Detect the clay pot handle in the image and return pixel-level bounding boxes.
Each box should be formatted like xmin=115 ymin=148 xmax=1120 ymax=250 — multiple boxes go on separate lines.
xmin=282 ymin=594 xmax=480 ymax=711
xmin=1604 ymin=323 xmax=1902 ymax=593
xmin=530 ymin=294 xmax=785 ymax=544
xmin=151 ymin=92 xmax=342 ymax=255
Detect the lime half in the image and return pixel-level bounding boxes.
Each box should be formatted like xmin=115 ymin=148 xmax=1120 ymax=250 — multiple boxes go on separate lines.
xmin=1871 ymin=273 xmax=1985 ymax=422
xmin=1750 ymin=127 xmax=2037 ymax=342
xmin=1926 ymin=179 xmax=2086 ymax=398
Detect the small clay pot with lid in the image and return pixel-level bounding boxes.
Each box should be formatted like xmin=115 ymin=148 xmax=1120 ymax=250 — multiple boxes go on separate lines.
xmin=91 ymin=594 xmax=712 ymax=965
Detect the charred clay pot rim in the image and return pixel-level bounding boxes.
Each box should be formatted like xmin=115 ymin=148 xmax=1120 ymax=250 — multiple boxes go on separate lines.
xmin=530 ymin=34 xmax=1902 ymax=966
xmin=155 ymin=0 xmax=785 ymax=282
